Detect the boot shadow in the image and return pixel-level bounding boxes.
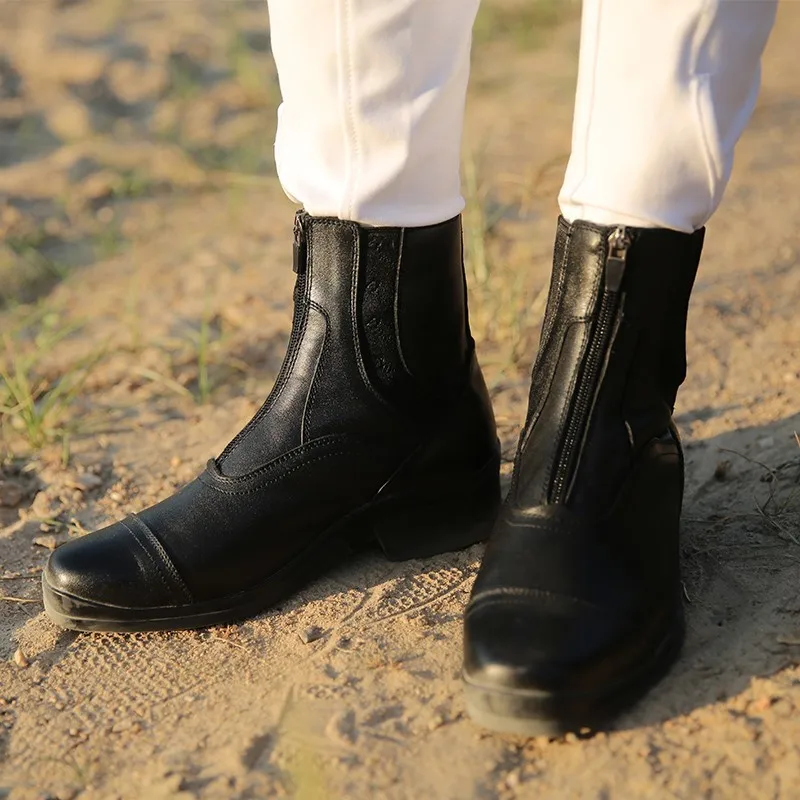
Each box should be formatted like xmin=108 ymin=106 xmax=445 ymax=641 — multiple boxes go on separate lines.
xmin=615 ymin=411 xmax=800 ymax=731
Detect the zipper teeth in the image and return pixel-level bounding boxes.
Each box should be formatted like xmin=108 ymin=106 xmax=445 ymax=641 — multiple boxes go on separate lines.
xmin=549 ymin=227 xmax=629 ymax=504
xmin=550 ymin=292 xmax=618 ymax=503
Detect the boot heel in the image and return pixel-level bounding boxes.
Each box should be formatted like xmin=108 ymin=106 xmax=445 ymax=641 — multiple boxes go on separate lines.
xmin=370 ymin=455 xmax=501 ymax=561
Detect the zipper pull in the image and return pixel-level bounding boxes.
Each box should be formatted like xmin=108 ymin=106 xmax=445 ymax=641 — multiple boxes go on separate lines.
xmin=605 ymin=227 xmax=631 ymax=292
xmin=292 ymin=212 xmax=307 ymax=274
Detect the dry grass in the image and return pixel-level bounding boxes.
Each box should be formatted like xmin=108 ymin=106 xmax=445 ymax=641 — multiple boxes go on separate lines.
xmin=718 ymin=445 xmax=800 ymax=546
xmin=0 ymin=310 xmax=103 ymax=458
xmin=474 ymin=0 xmax=579 ymax=50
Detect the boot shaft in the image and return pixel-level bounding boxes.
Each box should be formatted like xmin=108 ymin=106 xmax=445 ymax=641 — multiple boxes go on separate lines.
xmin=219 ymin=213 xmax=473 ymax=476
xmin=513 ymin=217 xmax=704 ymax=511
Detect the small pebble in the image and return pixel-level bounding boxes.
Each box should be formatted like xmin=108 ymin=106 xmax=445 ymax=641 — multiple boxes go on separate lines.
xmin=299 ymin=625 xmax=325 ymax=644
xmin=13 ymin=649 xmax=29 ymax=668
xmin=33 ymin=534 xmax=59 ymax=550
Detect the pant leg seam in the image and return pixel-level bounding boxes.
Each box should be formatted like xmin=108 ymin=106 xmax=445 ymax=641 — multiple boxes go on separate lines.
xmin=564 ymin=0 xmax=604 ymax=213
xmin=340 ymin=0 xmax=362 ymax=220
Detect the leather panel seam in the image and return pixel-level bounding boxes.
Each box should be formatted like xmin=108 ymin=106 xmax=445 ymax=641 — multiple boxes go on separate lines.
xmin=519 ymin=220 xmax=571 ymax=446
xmin=120 ymin=517 xmax=184 ymax=602
xmin=207 ymin=434 xmax=347 ymax=484
xmin=202 ymin=450 xmax=353 ymax=496
xmin=301 ymin=301 xmax=329 ymax=444
xmin=125 ymin=515 xmax=194 ymax=602
xmin=394 ymin=227 xmax=413 ymax=377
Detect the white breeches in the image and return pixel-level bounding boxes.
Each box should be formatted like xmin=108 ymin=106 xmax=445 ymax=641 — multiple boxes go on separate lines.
xmin=268 ymin=0 xmax=777 ymax=232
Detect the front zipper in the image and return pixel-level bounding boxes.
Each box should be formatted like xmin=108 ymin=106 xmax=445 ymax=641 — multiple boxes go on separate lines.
xmin=292 ymin=211 xmax=307 ymax=274
xmin=285 ymin=211 xmax=309 ymax=361
xmin=549 ymin=227 xmax=631 ymax=504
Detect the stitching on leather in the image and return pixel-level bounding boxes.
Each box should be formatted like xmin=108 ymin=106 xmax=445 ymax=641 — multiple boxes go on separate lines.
xmin=557 ymin=216 xmax=621 ymax=237
xmin=394 ymin=227 xmax=413 ymax=378
xmin=467 ymin=586 xmax=604 ymax=613
xmin=250 ymin=220 xmax=317 ymax=421
xmin=126 ymin=515 xmax=193 ymax=602
xmin=517 ymin=223 xmax=571 ymax=461
xmin=120 ymin=518 xmax=175 ymax=599
xmin=310 ymin=217 xmax=358 ymax=230
xmin=206 ymin=450 xmax=352 ymax=496
xmin=208 ymin=434 xmax=346 ymax=484
xmin=301 ymin=301 xmax=329 ymax=444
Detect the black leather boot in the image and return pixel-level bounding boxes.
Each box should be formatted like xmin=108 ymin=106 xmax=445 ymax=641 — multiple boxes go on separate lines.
xmin=43 ymin=213 xmax=500 ymax=632
xmin=463 ymin=217 xmax=704 ymax=735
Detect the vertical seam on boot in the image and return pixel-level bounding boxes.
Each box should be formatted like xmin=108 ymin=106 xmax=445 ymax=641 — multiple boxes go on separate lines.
xmin=518 ymin=224 xmax=571 ymax=457
xmin=121 ymin=517 xmax=193 ymax=603
xmin=301 ymin=303 xmax=329 ymax=445
xmin=393 ymin=227 xmax=414 ymax=377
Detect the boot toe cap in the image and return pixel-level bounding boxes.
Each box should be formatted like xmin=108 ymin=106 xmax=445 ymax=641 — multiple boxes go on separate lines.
xmin=44 ymin=519 xmax=182 ymax=610
xmin=463 ymin=592 xmax=631 ymax=696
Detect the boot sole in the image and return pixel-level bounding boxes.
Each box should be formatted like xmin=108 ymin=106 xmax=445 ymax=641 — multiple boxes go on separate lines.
xmin=463 ymin=606 xmax=685 ymax=737
xmin=42 ymin=454 xmax=500 ymax=633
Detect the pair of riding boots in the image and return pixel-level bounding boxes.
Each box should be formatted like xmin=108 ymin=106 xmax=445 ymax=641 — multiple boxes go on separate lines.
xmin=43 ymin=212 xmax=703 ymax=734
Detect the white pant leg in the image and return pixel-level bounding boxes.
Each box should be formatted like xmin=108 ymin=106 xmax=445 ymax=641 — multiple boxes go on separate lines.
xmin=268 ymin=0 xmax=479 ymax=227
xmin=559 ymin=0 xmax=777 ymax=233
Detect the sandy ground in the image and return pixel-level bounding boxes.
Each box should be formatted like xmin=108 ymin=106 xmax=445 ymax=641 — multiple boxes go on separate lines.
xmin=1 ymin=2 xmax=799 ymax=798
